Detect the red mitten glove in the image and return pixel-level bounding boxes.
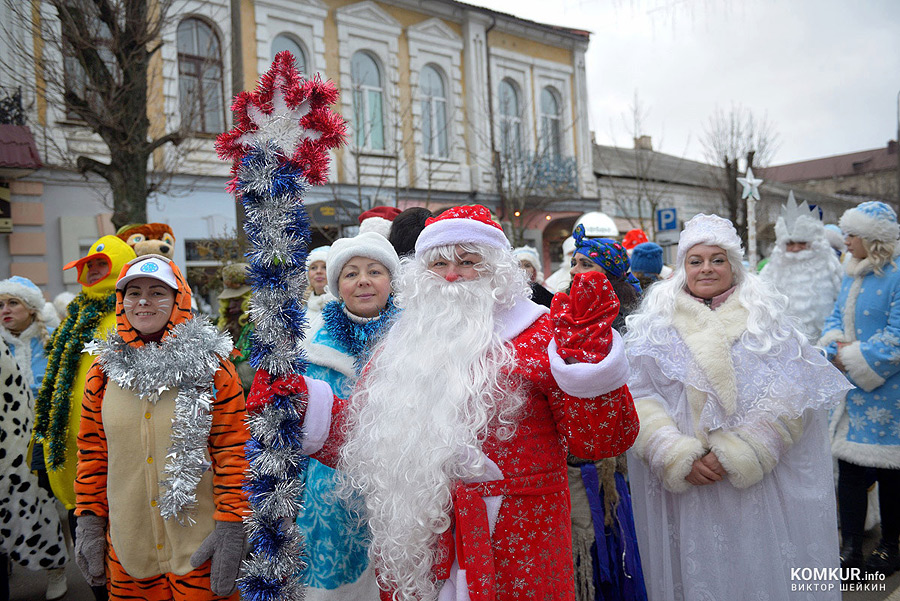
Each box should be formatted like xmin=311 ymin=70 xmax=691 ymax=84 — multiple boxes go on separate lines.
xmin=247 ymin=368 xmax=308 ymax=412
xmin=550 ymin=271 xmax=619 ymax=364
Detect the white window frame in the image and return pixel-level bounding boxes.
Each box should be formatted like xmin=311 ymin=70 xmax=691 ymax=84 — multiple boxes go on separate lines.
xmin=540 ymin=86 xmax=562 ymax=160
xmin=254 ymin=0 xmax=327 ymax=80
xmin=351 ymin=51 xmax=386 ymax=152
xmin=498 ymin=78 xmax=523 ymax=156
xmin=420 ymin=64 xmax=448 ymax=158
xmin=407 ymin=17 xmax=467 ymax=189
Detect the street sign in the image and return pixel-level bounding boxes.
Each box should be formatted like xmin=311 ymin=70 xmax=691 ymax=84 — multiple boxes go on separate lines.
xmin=657 ymin=208 xmax=677 ymax=232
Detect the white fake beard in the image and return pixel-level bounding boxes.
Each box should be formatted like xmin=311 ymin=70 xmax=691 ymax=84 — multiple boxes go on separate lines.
xmin=765 ymin=244 xmax=841 ymax=340
xmin=338 ymin=265 xmax=523 ymax=601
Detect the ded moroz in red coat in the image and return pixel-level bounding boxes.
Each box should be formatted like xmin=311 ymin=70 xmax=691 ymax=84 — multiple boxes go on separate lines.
xmin=297 ymin=297 xmax=639 ymax=601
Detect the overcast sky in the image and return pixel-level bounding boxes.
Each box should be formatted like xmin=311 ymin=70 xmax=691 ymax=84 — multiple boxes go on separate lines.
xmin=468 ymin=0 xmax=900 ymax=166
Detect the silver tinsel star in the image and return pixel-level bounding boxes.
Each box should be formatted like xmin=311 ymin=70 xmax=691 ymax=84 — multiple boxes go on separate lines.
xmin=237 ymin=86 xmax=321 ymax=157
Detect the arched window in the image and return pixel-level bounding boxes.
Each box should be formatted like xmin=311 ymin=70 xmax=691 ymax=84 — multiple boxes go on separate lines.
xmin=540 ymin=87 xmax=561 ymax=159
xmin=177 ymin=18 xmax=225 ymax=134
xmin=271 ymin=34 xmax=308 ymax=76
xmin=420 ymin=65 xmax=448 ymax=158
xmin=351 ymin=52 xmax=385 ymax=151
xmin=498 ymin=79 xmax=521 ymax=156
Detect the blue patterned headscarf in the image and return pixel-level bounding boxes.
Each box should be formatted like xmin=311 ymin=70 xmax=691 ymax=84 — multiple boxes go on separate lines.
xmin=572 ymin=224 xmax=642 ymax=294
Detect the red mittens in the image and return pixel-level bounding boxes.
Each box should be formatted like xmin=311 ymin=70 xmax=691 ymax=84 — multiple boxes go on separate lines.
xmin=247 ymin=369 xmax=308 ymax=411
xmin=550 ymin=271 xmax=620 ymax=364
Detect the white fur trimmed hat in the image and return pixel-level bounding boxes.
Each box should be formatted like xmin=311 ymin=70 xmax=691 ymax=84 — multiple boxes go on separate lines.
xmin=512 ymin=246 xmax=543 ymax=282
xmin=0 ymin=276 xmax=45 ymax=312
xmin=676 ymin=214 xmax=743 ymax=266
xmin=306 ymin=245 xmax=330 ymax=268
xmin=358 ymin=206 xmax=402 ymax=239
xmin=326 ymin=232 xmax=400 ymax=297
xmin=839 ymin=201 xmax=899 ymax=243
xmin=414 ymin=205 xmax=510 ymax=258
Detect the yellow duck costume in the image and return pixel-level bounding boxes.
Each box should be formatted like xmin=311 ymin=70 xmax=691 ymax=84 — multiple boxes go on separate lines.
xmin=33 ymin=235 xmax=136 ymax=508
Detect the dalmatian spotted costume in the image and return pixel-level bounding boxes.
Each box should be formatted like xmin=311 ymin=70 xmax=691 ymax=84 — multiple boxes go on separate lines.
xmin=0 ymin=337 xmax=68 ymax=570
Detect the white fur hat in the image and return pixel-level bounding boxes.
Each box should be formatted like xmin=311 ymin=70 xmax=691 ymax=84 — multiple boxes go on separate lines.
xmin=676 ymin=214 xmax=743 ymax=266
xmin=0 ymin=276 xmax=45 ymax=313
xmin=512 ymin=246 xmax=543 ymax=282
xmin=358 ymin=206 xmax=401 ymax=239
xmin=306 ymin=245 xmax=330 ymax=268
xmin=839 ymin=201 xmax=899 ymax=243
xmin=326 ymin=232 xmax=400 ymax=297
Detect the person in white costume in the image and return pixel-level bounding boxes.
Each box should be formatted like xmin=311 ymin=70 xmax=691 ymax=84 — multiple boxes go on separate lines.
xmin=544 ymin=236 xmax=576 ymax=293
xmin=760 ymin=193 xmax=843 ymax=343
xmin=625 ymin=213 xmax=851 ymax=601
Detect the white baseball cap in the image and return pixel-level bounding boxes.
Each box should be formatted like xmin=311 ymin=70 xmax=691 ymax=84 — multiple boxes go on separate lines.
xmin=116 ymin=255 xmax=178 ymax=290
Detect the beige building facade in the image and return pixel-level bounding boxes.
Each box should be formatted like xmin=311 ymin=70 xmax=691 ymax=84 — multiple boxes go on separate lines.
xmin=0 ymin=0 xmax=600 ymax=295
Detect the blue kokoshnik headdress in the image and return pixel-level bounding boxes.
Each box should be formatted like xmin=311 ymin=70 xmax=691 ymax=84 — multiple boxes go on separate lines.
xmin=572 ymin=224 xmax=642 ymax=295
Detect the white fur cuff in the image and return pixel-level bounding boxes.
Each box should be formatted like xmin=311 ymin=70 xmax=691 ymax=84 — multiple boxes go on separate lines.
xmin=839 ymin=341 xmax=885 ymax=392
xmin=818 ymin=329 xmax=845 ymax=350
xmin=301 ymin=376 xmax=335 ymax=455
xmin=655 ymin=431 xmax=706 ymax=494
xmin=633 ymin=398 xmax=706 ymax=493
xmin=708 ymin=430 xmax=767 ymax=489
xmin=547 ymin=330 xmax=629 ymax=398
xmin=633 ymin=397 xmax=675 ymax=461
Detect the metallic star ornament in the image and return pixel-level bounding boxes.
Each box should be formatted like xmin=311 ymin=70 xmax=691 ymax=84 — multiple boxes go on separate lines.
xmin=237 ymin=88 xmax=318 ymax=158
xmin=738 ymin=167 xmax=764 ymax=201
xmin=216 ymin=50 xmax=346 ymax=186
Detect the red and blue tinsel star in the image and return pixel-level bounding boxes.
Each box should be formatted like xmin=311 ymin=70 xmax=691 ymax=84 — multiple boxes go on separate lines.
xmin=216 ymin=50 xmax=346 ymax=186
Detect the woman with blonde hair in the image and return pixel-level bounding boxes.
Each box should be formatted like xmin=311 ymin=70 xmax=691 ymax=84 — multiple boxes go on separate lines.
xmin=821 ymin=201 xmax=900 ymax=575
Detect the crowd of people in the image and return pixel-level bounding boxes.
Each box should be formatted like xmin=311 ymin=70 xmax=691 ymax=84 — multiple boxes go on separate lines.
xmin=0 ymin=197 xmax=898 ymax=601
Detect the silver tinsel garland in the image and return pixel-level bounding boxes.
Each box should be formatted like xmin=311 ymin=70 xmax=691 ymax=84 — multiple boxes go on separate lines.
xmin=86 ymin=317 xmax=233 ymax=525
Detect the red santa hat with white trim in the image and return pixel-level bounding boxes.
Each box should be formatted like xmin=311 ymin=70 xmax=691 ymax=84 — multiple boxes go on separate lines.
xmin=414 ymin=205 xmax=510 ymax=258
xmin=358 ymin=206 xmax=402 ymax=238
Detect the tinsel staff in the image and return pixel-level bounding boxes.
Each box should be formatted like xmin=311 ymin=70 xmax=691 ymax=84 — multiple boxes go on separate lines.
xmin=216 ymin=51 xmax=345 ymax=601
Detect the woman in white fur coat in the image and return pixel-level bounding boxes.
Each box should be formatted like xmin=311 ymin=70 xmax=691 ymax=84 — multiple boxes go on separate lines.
xmin=625 ymin=214 xmax=851 ymax=601
xmin=820 ymin=201 xmax=900 ymax=575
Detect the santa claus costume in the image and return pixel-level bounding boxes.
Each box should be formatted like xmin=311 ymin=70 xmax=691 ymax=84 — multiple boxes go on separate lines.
xmin=250 ymin=205 xmax=639 ymax=601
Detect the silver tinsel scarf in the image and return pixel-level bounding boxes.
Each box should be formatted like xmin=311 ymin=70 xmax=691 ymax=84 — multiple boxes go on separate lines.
xmin=86 ymin=317 xmax=233 ymax=525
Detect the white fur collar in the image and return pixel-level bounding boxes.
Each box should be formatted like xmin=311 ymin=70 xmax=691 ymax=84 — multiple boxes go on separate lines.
xmin=301 ymin=310 xmax=358 ymax=380
xmin=671 ymin=289 xmax=749 ymax=415
xmin=306 ymin=291 xmax=335 ymax=315
xmin=494 ymin=297 xmax=548 ymax=342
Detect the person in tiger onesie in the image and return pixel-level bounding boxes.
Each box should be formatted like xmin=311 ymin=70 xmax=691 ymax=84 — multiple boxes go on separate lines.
xmin=73 ymin=254 xmax=250 ymax=601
